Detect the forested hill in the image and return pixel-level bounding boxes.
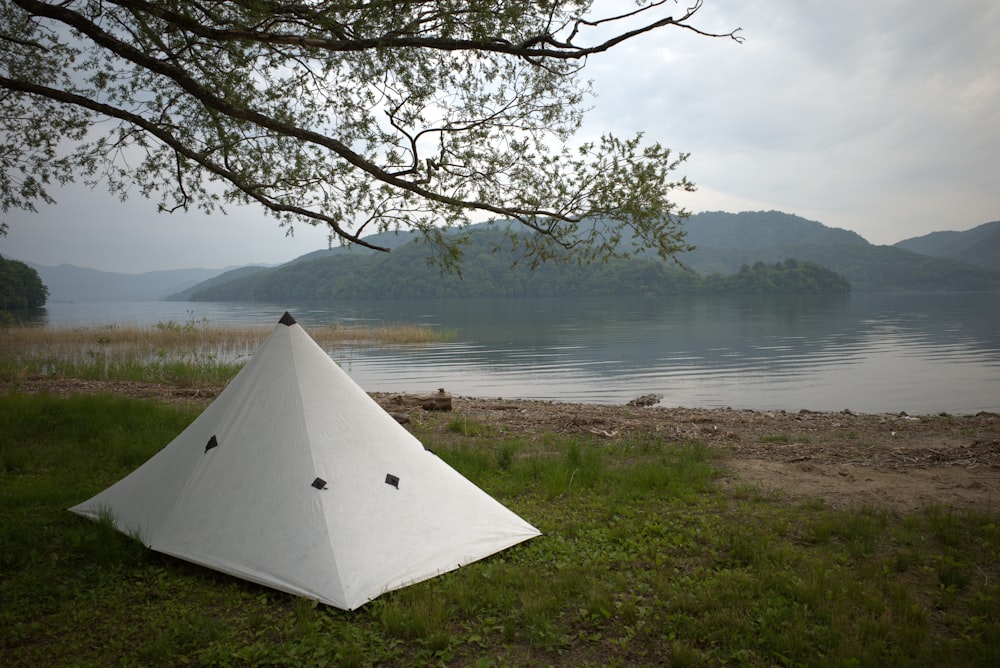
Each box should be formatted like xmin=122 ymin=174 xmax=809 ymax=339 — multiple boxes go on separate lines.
xmin=894 ymin=220 xmax=1000 ymax=272
xmin=678 ymin=211 xmax=1000 ymax=292
xmin=184 ymin=227 xmax=850 ymax=301
xmin=177 ymin=211 xmax=1000 ymax=301
xmin=684 ymin=210 xmax=869 ymax=250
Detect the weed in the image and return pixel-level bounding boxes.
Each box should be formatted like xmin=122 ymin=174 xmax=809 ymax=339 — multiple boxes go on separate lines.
xmin=925 ymin=504 xmax=966 ymax=548
xmin=446 ymin=416 xmax=496 ymax=437
xmin=496 ymin=442 xmax=516 ymax=471
xmin=377 ymin=590 xmax=452 ymax=652
xmin=934 ymin=555 xmax=973 ymax=591
xmin=289 ymin=596 xmax=321 ymax=638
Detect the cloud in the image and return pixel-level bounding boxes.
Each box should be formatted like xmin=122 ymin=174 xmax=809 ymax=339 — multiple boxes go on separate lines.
xmin=583 ymin=0 xmax=1000 ymax=244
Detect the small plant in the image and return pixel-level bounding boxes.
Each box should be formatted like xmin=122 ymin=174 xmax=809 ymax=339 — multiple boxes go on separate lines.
xmin=289 ymin=596 xmax=321 ymax=638
xmin=377 ymin=590 xmax=452 ymax=649
xmin=933 ymin=555 xmax=972 ymax=591
xmin=496 ymin=442 xmax=516 ymax=471
xmin=446 ymin=416 xmax=495 ymax=437
xmin=925 ymin=505 xmax=965 ymax=548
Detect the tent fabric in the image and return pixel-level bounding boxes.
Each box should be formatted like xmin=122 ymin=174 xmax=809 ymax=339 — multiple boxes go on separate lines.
xmin=70 ymin=312 xmax=540 ymax=610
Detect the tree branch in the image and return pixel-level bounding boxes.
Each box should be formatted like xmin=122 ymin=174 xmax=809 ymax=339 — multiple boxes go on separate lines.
xmin=11 ymin=0 xmax=586 ymax=229
xmin=0 ymin=73 xmax=389 ymax=251
xmin=0 ymin=31 xmax=48 ymax=51
xmin=3 ymin=0 xmax=724 ymax=266
xmin=102 ymin=0 xmax=744 ymax=58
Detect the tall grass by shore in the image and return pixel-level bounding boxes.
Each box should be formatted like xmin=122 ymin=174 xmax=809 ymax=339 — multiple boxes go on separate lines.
xmin=2 ymin=392 xmax=998 ymax=666
xmin=0 ymin=317 xmax=453 ymax=387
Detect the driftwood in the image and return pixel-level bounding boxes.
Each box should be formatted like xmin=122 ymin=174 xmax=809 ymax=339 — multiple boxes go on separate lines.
xmin=387 ymin=388 xmax=453 ymax=412
xmin=627 ymin=394 xmax=662 ymax=408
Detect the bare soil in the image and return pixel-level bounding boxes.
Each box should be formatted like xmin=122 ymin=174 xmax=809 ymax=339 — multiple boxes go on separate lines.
xmin=436 ymin=396 xmax=1000 ymax=514
xmin=8 ymin=377 xmax=999 ymax=514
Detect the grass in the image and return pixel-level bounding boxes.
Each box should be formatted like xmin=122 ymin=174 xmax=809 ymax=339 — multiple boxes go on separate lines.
xmin=0 ymin=318 xmax=454 ymax=387
xmin=2 ymin=392 xmax=998 ymax=666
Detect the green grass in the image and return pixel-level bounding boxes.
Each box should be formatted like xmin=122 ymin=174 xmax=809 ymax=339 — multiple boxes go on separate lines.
xmin=2 ymin=393 xmax=999 ymax=667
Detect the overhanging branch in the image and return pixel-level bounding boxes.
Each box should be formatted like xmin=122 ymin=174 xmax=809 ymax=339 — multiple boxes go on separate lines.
xmin=102 ymin=0 xmax=743 ymax=59
xmin=2 ymin=0 xmax=725 ymax=265
xmin=10 ymin=0 xmax=587 ymax=230
xmin=0 ymin=73 xmax=390 ymax=251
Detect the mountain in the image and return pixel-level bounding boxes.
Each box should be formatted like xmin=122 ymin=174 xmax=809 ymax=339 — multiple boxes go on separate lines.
xmin=291 ymin=228 xmax=421 ymax=260
xmin=165 ymin=230 xmax=421 ymax=301
xmin=24 ymin=262 xmax=232 ymax=302
xmin=175 ymin=211 xmax=1000 ymax=301
xmin=164 ymin=265 xmax=271 ymax=301
xmin=676 ymin=210 xmax=869 ymax=275
xmin=684 ymin=210 xmax=869 ymax=250
xmin=675 ymin=211 xmax=1000 ymax=291
xmin=183 ymin=227 xmax=852 ymax=300
xmin=894 ymin=220 xmax=1000 ymax=272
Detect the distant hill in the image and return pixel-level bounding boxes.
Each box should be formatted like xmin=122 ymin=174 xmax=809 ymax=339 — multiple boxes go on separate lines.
xmin=184 ymin=227 xmax=852 ymax=300
xmin=24 ymin=262 xmax=232 ymax=302
xmin=178 ymin=211 xmax=1000 ymax=302
xmin=675 ymin=211 xmax=1000 ymax=292
xmin=677 ymin=210 xmax=867 ymax=275
xmin=684 ymin=210 xmax=869 ymax=250
xmin=165 ymin=231 xmax=417 ymax=301
xmin=290 ymin=228 xmax=421 ymax=262
xmin=164 ymin=265 xmax=271 ymax=301
xmin=175 ymin=211 xmax=1000 ymax=301
xmin=894 ymin=220 xmax=1000 ymax=272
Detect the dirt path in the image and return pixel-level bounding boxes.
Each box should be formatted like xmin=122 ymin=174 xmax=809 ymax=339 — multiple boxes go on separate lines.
xmin=7 ymin=377 xmax=999 ymax=514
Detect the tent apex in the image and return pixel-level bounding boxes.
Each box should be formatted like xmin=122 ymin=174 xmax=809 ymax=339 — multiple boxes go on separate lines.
xmin=278 ymin=311 xmax=297 ymax=326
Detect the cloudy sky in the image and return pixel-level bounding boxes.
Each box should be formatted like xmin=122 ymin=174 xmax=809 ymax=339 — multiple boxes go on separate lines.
xmin=4 ymin=0 xmax=999 ymax=274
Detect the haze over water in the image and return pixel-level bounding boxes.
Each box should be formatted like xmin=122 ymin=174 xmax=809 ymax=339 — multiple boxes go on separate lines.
xmin=36 ymin=292 xmax=1000 ymax=415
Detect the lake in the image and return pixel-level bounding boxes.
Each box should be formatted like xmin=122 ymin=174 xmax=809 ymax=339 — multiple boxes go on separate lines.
xmin=30 ymin=293 xmax=1000 ymax=415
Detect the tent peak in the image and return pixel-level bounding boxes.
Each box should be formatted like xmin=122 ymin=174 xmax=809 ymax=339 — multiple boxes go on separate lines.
xmin=278 ymin=311 xmax=297 ymax=326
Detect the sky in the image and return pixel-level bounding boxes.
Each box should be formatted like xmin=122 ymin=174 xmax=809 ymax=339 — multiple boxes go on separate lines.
xmin=3 ymin=0 xmax=999 ymax=274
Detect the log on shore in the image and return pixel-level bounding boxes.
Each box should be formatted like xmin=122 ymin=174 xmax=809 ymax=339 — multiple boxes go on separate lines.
xmin=387 ymin=389 xmax=453 ymax=412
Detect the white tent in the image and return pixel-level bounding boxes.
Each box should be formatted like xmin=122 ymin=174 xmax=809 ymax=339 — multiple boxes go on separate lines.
xmin=71 ymin=312 xmax=540 ymax=610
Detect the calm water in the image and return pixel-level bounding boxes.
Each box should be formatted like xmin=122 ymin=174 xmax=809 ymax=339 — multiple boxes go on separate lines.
xmin=30 ymin=293 xmax=1000 ymax=414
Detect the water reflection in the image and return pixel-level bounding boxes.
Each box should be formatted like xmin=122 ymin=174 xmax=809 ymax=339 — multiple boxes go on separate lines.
xmin=32 ymin=293 xmax=1000 ymax=414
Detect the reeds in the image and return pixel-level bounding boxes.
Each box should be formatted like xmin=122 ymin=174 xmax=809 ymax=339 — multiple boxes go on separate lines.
xmin=0 ymin=319 xmax=453 ymax=386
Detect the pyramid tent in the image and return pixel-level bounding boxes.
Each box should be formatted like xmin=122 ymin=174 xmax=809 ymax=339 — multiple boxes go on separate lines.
xmin=70 ymin=312 xmax=540 ymax=610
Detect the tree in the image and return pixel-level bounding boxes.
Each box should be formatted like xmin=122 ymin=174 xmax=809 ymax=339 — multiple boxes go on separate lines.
xmin=1 ymin=0 xmax=741 ymax=269
xmin=0 ymin=254 xmax=49 ymax=309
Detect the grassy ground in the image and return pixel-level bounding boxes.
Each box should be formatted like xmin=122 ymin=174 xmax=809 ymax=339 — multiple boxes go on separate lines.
xmin=2 ymin=392 xmax=998 ymax=667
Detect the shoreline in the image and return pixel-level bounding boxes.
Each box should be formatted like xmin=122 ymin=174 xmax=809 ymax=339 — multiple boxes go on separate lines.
xmin=6 ymin=374 xmax=997 ymax=418
xmin=5 ymin=376 xmax=999 ymax=513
